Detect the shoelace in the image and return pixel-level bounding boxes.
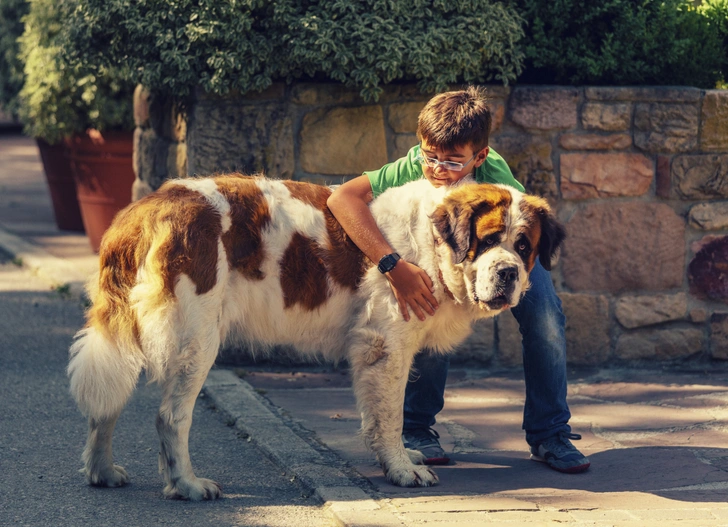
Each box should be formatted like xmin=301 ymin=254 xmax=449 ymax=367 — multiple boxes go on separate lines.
xmin=543 ymin=432 xmax=582 ymax=456
xmin=405 ymin=428 xmax=441 ymax=447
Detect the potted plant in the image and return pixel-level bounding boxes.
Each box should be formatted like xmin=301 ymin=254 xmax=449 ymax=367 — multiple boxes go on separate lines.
xmin=18 ymin=0 xmax=135 ymax=249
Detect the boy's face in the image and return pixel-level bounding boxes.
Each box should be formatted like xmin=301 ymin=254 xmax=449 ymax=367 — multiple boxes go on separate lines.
xmin=419 ymin=140 xmax=490 ymax=188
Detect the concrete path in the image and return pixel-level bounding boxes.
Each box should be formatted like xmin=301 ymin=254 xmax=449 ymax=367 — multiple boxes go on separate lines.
xmin=2 ymin=132 xmax=728 ymax=526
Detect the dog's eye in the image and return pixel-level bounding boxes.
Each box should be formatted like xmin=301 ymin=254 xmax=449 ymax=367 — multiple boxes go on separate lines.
xmin=516 ymin=238 xmax=531 ymax=255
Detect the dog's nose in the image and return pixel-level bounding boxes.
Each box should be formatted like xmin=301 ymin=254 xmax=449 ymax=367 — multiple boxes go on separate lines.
xmin=497 ymin=266 xmax=518 ymax=284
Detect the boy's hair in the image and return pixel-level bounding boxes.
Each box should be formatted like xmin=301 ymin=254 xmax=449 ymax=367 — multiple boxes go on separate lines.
xmin=416 ymin=86 xmax=492 ymax=152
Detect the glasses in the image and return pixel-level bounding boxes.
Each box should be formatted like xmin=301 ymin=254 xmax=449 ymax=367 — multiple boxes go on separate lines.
xmin=416 ymin=150 xmax=477 ymax=172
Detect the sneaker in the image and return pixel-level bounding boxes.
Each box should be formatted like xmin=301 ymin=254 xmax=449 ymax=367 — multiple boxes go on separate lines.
xmin=402 ymin=428 xmax=451 ymax=465
xmin=530 ymin=432 xmax=590 ymax=473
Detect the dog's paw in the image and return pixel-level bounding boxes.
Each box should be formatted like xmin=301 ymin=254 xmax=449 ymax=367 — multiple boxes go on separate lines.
xmin=86 ymin=464 xmax=129 ymax=488
xmin=405 ymin=448 xmax=427 ymax=465
xmin=385 ymin=464 xmax=439 ymax=487
xmin=163 ymin=477 xmax=222 ymax=501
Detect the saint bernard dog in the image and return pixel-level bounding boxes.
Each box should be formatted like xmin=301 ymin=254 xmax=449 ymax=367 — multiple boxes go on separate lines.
xmin=68 ymin=173 xmax=565 ymax=500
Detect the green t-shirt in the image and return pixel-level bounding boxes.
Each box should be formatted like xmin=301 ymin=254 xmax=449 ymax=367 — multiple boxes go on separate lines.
xmin=365 ymin=144 xmax=524 ymax=198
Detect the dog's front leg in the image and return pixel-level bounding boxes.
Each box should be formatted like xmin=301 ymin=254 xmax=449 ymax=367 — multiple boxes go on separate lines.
xmin=156 ymin=339 xmax=222 ymax=501
xmin=349 ymin=330 xmax=439 ymax=487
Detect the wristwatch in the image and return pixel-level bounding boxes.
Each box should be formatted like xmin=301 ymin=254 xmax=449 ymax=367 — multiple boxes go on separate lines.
xmin=377 ymin=252 xmax=401 ymax=274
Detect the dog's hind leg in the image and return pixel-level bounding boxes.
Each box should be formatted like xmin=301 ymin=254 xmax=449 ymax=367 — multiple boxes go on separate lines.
xmin=156 ymin=328 xmax=222 ymax=501
xmin=69 ymin=326 xmax=143 ymax=487
xmin=349 ymin=330 xmax=439 ymax=487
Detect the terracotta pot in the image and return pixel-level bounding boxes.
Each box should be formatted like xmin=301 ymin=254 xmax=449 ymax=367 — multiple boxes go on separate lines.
xmin=36 ymin=138 xmax=85 ymax=232
xmin=68 ymin=130 xmax=135 ymax=252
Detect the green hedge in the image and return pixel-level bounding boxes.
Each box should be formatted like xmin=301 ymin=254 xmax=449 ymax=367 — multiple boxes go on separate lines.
xmin=18 ymin=0 xmax=134 ymax=143
xmin=0 ymin=0 xmax=28 ymax=116
xmin=62 ymin=0 xmax=525 ymax=102
xmin=514 ymin=0 xmax=726 ymax=88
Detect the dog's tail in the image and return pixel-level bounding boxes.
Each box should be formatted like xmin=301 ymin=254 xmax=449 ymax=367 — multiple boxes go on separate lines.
xmin=68 ymin=325 xmax=144 ymax=420
xmin=68 ymin=205 xmax=151 ymax=420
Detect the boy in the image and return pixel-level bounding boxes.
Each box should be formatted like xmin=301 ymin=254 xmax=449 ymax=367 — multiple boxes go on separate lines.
xmin=327 ymin=86 xmax=589 ymax=473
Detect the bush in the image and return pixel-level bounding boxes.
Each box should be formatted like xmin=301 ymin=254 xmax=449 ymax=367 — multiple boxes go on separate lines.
xmin=514 ymin=0 xmax=725 ymax=88
xmin=18 ymin=0 xmax=134 ymax=144
xmin=0 ymin=0 xmax=29 ymax=116
xmin=61 ymin=0 xmax=525 ymax=102
xmin=700 ymin=0 xmax=728 ymax=86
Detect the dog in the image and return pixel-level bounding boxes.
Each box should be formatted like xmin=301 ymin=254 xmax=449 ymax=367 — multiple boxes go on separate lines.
xmin=68 ymin=174 xmax=565 ymax=500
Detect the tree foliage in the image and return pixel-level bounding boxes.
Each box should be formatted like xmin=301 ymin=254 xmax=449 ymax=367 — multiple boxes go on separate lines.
xmin=18 ymin=0 xmax=134 ymax=143
xmin=514 ymin=0 xmax=725 ymax=88
xmin=62 ymin=0 xmax=525 ymax=102
xmin=0 ymin=0 xmax=29 ymax=116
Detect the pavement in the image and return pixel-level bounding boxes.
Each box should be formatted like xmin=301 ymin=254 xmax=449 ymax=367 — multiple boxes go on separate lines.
xmin=3 ymin=131 xmax=728 ymax=526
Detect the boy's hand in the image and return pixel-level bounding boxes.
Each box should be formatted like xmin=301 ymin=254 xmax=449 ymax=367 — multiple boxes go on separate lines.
xmin=386 ymin=260 xmax=439 ymax=322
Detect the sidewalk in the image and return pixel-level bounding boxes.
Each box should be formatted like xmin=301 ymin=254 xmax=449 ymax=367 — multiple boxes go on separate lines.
xmin=2 ymin=132 xmax=728 ymax=526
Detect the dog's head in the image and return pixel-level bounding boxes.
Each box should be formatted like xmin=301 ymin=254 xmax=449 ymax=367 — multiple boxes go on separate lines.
xmin=430 ymin=184 xmax=566 ymax=312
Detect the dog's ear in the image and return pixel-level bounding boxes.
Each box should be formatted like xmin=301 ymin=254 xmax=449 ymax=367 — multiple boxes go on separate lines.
xmin=431 ymin=200 xmax=473 ymax=264
xmin=537 ymin=208 xmax=566 ymax=271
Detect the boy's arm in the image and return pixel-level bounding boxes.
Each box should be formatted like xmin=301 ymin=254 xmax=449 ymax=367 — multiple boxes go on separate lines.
xmin=327 ymin=174 xmax=439 ymax=322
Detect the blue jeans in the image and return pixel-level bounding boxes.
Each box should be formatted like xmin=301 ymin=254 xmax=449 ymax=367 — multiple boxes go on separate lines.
xmin=403 ymin=260 xmax=572 ymax=446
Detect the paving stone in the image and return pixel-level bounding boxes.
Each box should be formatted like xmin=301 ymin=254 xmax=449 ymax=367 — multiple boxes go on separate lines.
xmin=391 ymin=495 xmax=539 ymax=512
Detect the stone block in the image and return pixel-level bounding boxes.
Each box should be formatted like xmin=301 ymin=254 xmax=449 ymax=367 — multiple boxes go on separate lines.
xmin=562 ymin=202 xmax=685 ymax=292
xmin=387 ymin=101 xmax=425 ymax=133
xmin=559 ymin=133 xmax=631 ymax=150
xmin=581 ymin=103 xmax=631 ymax=131
xmin=133 ymin=85 xmax=151 ymax=128
xmin=560 ymin=153 xmax=653 ymax=199
xmin=616 ymin=327 xmax=704 ymax=361
xmin=300 ymin=106 xmax=387 ymax=175
xmin=149 ymin=97 xmax=186 ymax=143
xmin=496 ymin=312 xmax=522 ymax=367
xmin=166 ymin=142 xmax=187 ymax=179
xmin=688 ymin=235 xmax=728 ymax=303
xmin=634 ymin=102 xmax=699 ymax=153
xmin=656 ymin=155 xmax=671 ymax=198
xmin=700 ymin=90 xmax=728 ymax=151
xmin=672 ymin=154 xmax=728 ymax=199
xmin=490 ymin=102 xmax=505 ymax=133
xmin=292 ymin=83 xmax=363 ymax=105
xmin=391 ymin=134 xmax=416 ymax=162
xmin=490 ymin=135 xmax=556 ymax=198
xmin=452 ymin=318 xmax=495 ymax=363
xmin=509 ymin=87 xmax=578 ymax=131
xmin=585 ymin=86 xmax=701 ymax=102
xmin=689 ymin=202 xmax=728 ymax=230
xmin=711 ymin=313 xmax=728 ymax=360
xmin=561 ymin=293 xmax=611 ymax=365
xmin=187 ymin=101 xmax=294 ymax=178
xmin=615 ymin=293 xmax=688 ymax=329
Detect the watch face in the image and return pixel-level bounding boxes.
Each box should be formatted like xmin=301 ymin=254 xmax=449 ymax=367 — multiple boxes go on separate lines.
xmin=378 ymin=253 xmax=400 ymax=273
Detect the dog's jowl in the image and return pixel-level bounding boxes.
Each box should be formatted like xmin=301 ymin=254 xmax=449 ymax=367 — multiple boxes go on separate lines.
xmin=68 ymin=174 xmax=565 ymax=500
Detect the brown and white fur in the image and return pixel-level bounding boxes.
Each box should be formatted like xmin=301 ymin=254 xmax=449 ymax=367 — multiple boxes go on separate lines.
xmin=68 ymin=174 xmax=565 ymax=500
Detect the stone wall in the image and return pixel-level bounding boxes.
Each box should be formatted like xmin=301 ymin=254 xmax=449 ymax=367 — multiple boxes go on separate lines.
xmin=133 ymin=83 xmax=728 ymax=367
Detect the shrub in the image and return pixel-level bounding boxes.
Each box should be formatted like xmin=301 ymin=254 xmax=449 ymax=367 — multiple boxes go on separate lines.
xmin=61 ymin=0 xmax=525 ymax=102
xmin=18 ymin=0 xmax=134 ymax=144
xmin=514 ymin=0 xmax=725 ymax=88
xmin=700 ymin=0 xmax=728 ymax=86
xmin=0 ymin=0 xmax=29 ymax=116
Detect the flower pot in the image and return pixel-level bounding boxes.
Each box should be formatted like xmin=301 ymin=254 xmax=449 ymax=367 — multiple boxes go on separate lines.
xmin=36 ymin=138 xmax=85 ymax=232
xmin=68 ymin=130 xmax=135 ymax=252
